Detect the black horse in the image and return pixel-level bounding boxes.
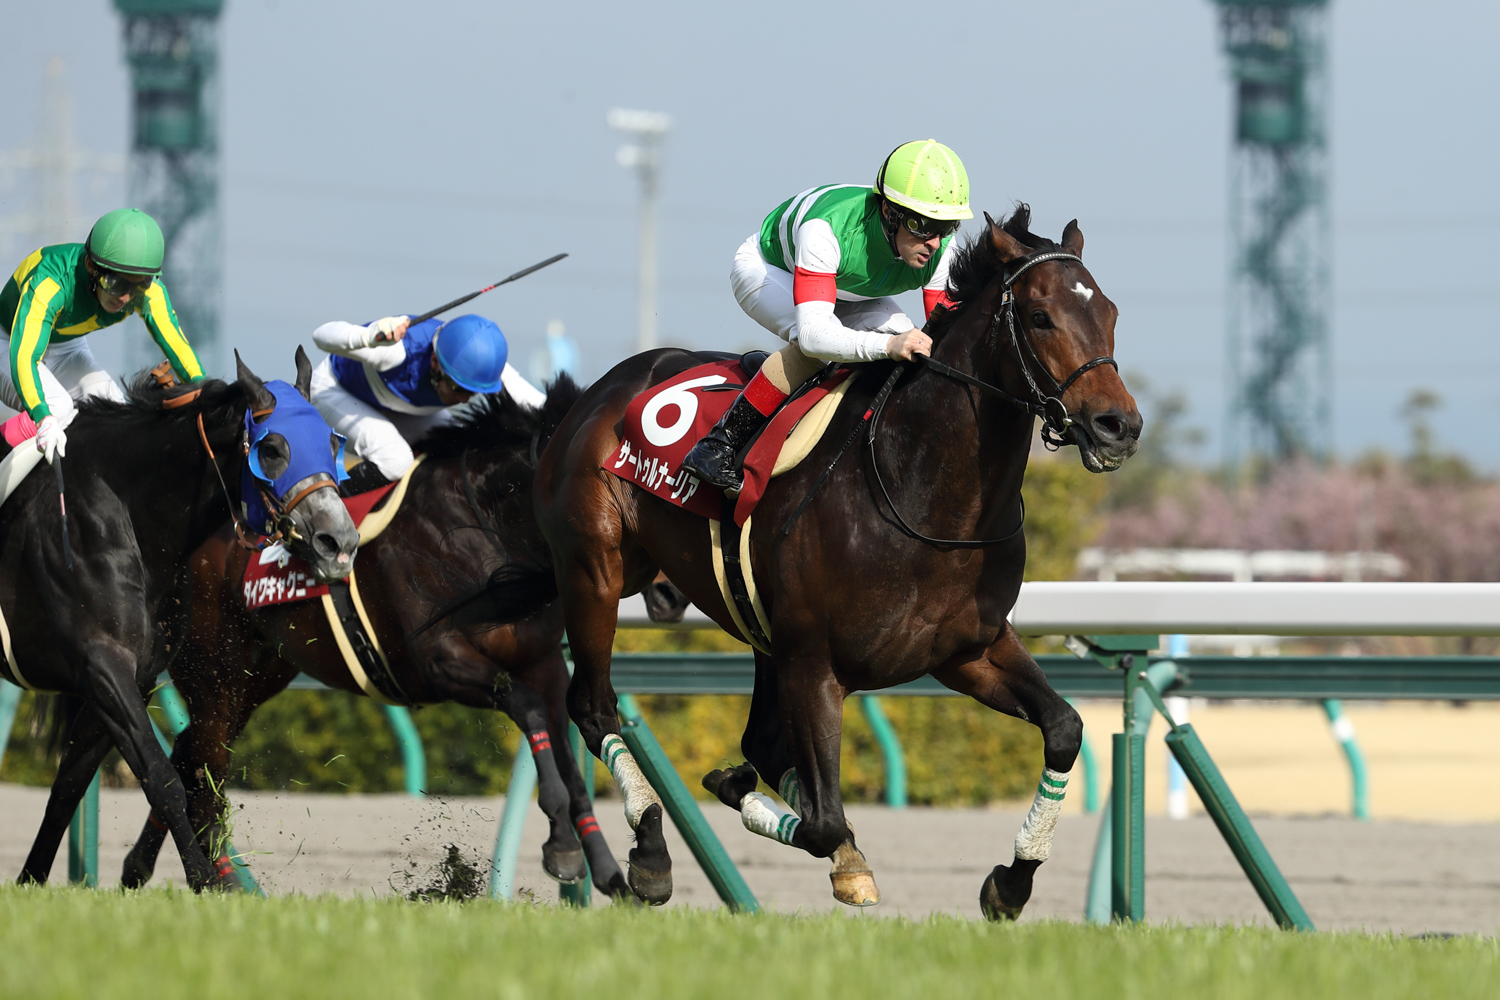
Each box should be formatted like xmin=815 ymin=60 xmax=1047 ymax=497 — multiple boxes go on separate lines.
xmin=5 ymin=351 xmax=359 ymax=890
xmin=118 ymin=377 xmax=635 ymax=901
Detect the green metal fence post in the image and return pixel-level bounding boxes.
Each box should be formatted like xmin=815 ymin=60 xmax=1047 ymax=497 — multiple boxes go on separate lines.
xmin=559 ymin=724 xmax=594 ymax=908
xmin=1322 ymin=699 xmax=1369 ymax=820
xmin=1065 ymin=699 xmax=1100 ymax=815
xmin=1084 ymin=789 xmax=1112 ymax=923
xmin=858 ymin=695 xmax=906 ymax=808
xmin=381 ymin=705 xmax=426 ymax=797
xmin=490 ymin=748 xmax=536 ymax=901
xmin=0 ymin=680 xmax=22 ymax=768
xmin=67 ymin=770 xmax=100 ymax=887
xmin=616 ymin=693 xmax=761 ymax=914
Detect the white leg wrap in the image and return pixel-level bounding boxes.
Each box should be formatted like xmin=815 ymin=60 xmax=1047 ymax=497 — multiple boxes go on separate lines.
xmin=740 ymin=791 xmax=800 ymax=846
xmin=777 ymin=770 xmax=802 ymax=815
xmin=1013 ymin=768 xmax=1070 ymax=862
xmin=600 ymin=734 xmax=661 ymax=830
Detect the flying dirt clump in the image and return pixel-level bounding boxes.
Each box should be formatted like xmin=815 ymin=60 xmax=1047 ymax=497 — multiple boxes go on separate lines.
xmin=404 ymin=844 xmax=487 ymax=902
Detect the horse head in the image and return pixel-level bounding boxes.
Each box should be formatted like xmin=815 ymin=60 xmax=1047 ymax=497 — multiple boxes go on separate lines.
xmin=983 ymin=208 xmax=1142 ymax=472
xmin=235 ymin=348 xmax=360 ymax=581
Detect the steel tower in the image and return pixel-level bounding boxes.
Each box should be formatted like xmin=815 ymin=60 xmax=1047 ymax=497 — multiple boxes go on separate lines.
xmin=114 ymin=0 xmax=223 ymax=377
xmin=1213 ymin=0 xmax=1330 ymax=464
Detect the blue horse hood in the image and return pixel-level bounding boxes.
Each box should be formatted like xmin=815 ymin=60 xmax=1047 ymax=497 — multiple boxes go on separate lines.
xmin=240 ymin=380 xmax=348 ymax=536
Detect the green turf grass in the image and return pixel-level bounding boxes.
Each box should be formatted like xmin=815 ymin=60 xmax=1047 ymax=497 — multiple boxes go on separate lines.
xmin=0 ymin=885 xmax=1494 ymax=1000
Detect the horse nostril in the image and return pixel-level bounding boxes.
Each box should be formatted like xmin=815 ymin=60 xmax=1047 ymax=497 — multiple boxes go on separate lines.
xmin=314 ymin=532 xmax=339 ymax=557
xmin=1092 ymin=414 xmax=1126 ymax=442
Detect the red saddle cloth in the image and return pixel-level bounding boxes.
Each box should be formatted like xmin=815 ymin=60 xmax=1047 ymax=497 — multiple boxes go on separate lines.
xmin=607 ymin=359 xmax=850 ymax=526
xmin=240 ymin=480 xmax=398 ymax=610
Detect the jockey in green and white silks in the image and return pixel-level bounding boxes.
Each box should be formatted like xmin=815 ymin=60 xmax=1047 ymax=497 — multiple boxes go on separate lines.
xmin=680 ymin=139 xmax=973 ymax=493
xmin=0 ymin=208 xmax=206 ymax=462
xmin=310 ymin=312 xmax=546 ymax=495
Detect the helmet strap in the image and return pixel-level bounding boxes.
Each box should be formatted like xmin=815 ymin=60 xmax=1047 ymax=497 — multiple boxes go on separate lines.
xmin=878 ymin=200 xmax=903 ymax=260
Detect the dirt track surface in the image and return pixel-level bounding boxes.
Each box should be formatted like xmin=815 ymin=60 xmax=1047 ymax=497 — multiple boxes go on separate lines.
xmin=0 ymin=783 xmax=1495 ymax=935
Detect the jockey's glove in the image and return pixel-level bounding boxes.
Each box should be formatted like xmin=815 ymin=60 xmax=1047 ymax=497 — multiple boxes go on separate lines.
xmin=364 ymin=316 xmax=409 ymax=346
xmin=35 ymin=415 xmax=66 ymax=463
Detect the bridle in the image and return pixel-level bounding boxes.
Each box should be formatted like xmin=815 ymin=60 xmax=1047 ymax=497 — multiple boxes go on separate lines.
xmin=196 ymin=410 xmax=337 ymax=550
xmin=867 ymin=249 xmax=1117 ymax=548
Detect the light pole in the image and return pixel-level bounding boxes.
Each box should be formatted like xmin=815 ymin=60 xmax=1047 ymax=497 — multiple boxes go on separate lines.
xmin=608 ymin=108 xmax=670 ymax=354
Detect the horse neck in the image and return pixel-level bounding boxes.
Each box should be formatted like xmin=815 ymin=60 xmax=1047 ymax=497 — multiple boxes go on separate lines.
xmin=135 ymin=408 xmax=243 ymax=557
xmin=879 ymin=284 xmax=1035 ymax=532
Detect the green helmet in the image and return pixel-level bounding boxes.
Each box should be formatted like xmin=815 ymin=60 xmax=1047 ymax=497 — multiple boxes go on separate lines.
xmin=874 ymin=140 xmax=973 ymax=222
xmin=86 ymin=208 xmax=165 ymax=277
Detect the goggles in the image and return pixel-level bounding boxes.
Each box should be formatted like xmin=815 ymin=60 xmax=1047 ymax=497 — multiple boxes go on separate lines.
xmin=96 ymin=269 xmax=154 ymax=298
xmin=896 ymin=211 xmax=961 ymax=241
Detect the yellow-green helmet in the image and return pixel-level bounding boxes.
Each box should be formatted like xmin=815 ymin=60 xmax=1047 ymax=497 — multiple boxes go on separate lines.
xmin=874 ymin=140 xmax=973 ymax=222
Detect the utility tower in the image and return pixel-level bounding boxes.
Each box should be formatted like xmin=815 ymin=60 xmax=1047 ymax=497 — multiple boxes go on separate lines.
xmin=608 ymin=108 xmax=670 ymax=354
xmin=114 ymin=0 xmax=224 ymax=377
xmin=1213 ymin=0 xmax=1330 ymax=465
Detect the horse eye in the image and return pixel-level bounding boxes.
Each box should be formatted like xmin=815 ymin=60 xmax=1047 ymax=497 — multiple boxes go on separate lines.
xmin=1030 ymin=310 xmax=1052 ymax=329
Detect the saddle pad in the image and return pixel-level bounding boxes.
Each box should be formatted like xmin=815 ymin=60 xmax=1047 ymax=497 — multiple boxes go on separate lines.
xmin=608 ymin=360 xmax=852 ymax=526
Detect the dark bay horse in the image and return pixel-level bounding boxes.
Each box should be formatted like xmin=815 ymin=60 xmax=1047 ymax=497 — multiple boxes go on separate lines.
xmin=6 ymin=351 xmax=359 ymax=890
xmin=473 ymin=207 xmax=1142 ymax=916
xmin=120 ymin=377 xmax=637 ymax=901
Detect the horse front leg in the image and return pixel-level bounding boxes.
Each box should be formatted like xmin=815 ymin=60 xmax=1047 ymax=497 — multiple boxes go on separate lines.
xmin=19 ymin=704 xmax=112 ymax=884
xmin=933 ymin=625 xmax=1083 ymax=922
xmin=557 ymin=544 xmax=670 ymax=904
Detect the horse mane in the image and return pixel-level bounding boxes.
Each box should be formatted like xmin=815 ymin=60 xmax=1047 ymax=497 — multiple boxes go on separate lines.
xmin=415 ymin=373 xmax=583 ymax=462
xmin=929 ymin=203 xmax=1059 ymax=340
xmin=71 ymin=370 xmax=246 ymax=436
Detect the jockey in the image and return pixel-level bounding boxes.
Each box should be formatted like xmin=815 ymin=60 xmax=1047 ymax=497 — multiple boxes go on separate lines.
xmin=680 ymin=139 xmax=971 ymax=493
xmin=0 ymin=208 xmax=205 ymax=462
xmin=310 ymin=312 xmax=547 ymax=495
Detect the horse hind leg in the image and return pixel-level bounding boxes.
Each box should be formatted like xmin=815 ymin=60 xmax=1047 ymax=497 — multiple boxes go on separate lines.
xmin=19 ymin=705 xmax=113 ymax=885
xmin=494 ymin=678 xmax=587 ymax=885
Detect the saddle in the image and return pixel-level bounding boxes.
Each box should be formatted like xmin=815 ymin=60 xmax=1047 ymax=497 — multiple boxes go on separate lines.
xmin=607 ymin=355 xmax=860 ymax=654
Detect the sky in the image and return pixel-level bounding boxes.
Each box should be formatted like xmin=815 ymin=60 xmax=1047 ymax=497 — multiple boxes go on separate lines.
xmin=2 ymin=0 xmax=1497 ymax=467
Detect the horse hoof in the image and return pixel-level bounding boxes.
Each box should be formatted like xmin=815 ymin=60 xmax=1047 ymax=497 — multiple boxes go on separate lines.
xmin=979 ymin=862 xmax=1034 ymax=922
xmin=830 ymin=870 xmax=880 ymax=907
xmin=542 ymin=845 xmax=587 ymax=885
xmin=627 ymin=803 xmax=672 ymax=905
xmin=120 ymin=859 xmax=152 ymax=890
xmin=702 ymin=762 xmax=759 ymax=810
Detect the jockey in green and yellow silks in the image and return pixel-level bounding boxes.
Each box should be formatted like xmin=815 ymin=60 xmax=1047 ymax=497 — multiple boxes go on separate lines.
xmin=680 ymin=139 xmax=973 ymax=493
xmin=0 ymin=208 xmax=205 ymax=462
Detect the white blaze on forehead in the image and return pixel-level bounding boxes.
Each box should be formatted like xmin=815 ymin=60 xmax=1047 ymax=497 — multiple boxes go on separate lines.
xmin=1072 ymin=281 xmax=1095 ymax=302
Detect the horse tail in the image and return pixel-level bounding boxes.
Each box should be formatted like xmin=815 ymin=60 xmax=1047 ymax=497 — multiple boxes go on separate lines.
xmin=40 ymin=693 xmax=84 ymax=755
xmin=415 ymin=559 xmax=558 ymax=635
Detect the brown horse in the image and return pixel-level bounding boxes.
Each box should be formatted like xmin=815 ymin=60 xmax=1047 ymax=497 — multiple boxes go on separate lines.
xmin=468 ymin=206 xmax=1142 ymax=916
xmin=119 ymin=378 xmax=639 ymax=900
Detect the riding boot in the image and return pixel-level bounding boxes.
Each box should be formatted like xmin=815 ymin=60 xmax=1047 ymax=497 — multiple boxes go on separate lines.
xmin=680 ymin=393 xmax=771 ymax=493
xmin=339 ymin=460 xmax=393 ymax=498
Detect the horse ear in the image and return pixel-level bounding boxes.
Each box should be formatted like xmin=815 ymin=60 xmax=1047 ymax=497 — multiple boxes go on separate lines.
xmin=989 ymin=221 xmax=1028 ymax=263
xmin=235 ymin=349 xmax=276 ymax=416
xmin=1061 ymin=219 xmax=1085 ymax=257
xmin=293 ymin=345 xmax=313 ymax=401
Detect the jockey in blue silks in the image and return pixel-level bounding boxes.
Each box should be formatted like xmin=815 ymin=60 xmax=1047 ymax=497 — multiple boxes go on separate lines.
xmin=309 ymin=312 xmax=546 ymax=495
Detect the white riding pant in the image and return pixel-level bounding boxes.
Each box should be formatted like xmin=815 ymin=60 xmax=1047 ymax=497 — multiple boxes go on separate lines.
xmin=309 ymin=357 xmax=457 ymax=480
xmin=0 ymin=331 xmax=127 ymax=427
xmin=729 ymin=234 xmax=915 ymax=345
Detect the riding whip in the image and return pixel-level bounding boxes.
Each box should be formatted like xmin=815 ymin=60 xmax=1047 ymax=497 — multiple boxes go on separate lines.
xmin=51 ymin=456 xmax=74 ymax=571
xmin=406 ymin=253 xmax=568 ymax=326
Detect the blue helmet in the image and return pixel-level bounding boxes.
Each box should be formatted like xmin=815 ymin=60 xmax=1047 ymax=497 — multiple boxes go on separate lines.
xmin=433 ymin=314 xmax=508 ymax=393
